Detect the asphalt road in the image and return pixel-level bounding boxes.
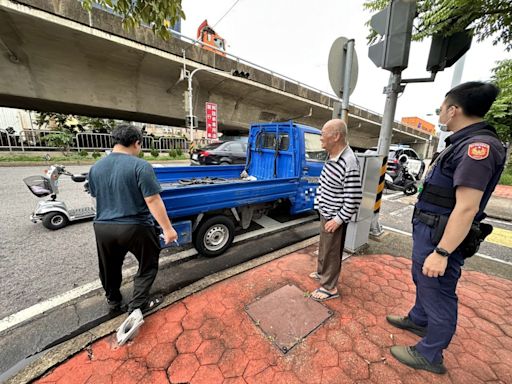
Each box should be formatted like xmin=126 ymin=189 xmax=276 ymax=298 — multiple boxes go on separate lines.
xmin=1 ymin=165 xmax=511 ymax=321
xmin=379 ymin=190 xmax=512 ymax=264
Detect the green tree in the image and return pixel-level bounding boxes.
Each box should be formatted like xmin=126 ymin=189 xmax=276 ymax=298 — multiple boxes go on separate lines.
xmin=364 ymin=0 xmax=512 ymax=50
xmin=486 ymin=59 xmax=512 ymax=143
xmin=43 ymin=132 xmax=74 ymax=155
xmin=82 ymin=0 xmax=185 ymax=40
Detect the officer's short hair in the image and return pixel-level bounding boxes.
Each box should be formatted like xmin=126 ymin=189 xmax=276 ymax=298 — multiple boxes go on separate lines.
xmin=111 ymin=124 xmax=143 ymax=147
xmin=445 ymin=81 xmax=500 ymax=118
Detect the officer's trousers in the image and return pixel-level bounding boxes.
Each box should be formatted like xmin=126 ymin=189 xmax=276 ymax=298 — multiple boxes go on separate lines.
xmin=94 ymin=223 xmax=161 ymax=311
xmin=408 ymin=219 xmax=462 ymax=364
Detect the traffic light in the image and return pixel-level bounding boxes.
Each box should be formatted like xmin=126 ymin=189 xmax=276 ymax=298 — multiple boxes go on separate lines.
xmin=186 ymin=115 xmax=198 ymax=128
xmin=426 ymin=30 xmax=472 ymax=72
xmin=232 ymin=70 xmax=250 ymax=79
xmin=368 ymin=0 xmax=416 ymax=71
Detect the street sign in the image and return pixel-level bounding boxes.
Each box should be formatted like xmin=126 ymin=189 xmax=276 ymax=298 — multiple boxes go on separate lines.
xmin=206 ymin=102 xmax=218 ymax=139
xmin=328 ymin=36 xmax=359 ymax=98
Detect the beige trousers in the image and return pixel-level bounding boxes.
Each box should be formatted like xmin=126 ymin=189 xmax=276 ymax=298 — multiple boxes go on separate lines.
xmin=317 ymin=216 xmax=348 ymax=290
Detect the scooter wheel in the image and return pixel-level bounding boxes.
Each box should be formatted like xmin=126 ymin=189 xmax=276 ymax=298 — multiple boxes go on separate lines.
xmin=404 ymin=185 xmax=418 ymax=196
xmin=42 ymin=212 xmax=69 ymax=230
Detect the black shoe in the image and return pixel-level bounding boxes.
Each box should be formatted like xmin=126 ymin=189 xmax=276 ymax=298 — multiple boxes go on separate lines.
xmin=386 ymin=315 xmax=427 ymax=337
xmin=391 ymin=346 xmax=447 ymax=374
xmin=107 ymin=299 xmax=122 ymax=312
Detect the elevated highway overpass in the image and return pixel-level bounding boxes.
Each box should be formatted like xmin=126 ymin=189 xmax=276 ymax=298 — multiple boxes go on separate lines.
xmin=0 ymin=0 xmax=436 ymax=155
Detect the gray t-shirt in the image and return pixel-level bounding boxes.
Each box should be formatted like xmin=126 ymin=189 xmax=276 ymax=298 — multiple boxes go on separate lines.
xmin=88 ymin=153 xmax=162 ymax=226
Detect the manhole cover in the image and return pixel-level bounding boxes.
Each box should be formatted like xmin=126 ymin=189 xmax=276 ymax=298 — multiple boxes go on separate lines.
xmin=245 ymin=284 xmax=333 ymax=353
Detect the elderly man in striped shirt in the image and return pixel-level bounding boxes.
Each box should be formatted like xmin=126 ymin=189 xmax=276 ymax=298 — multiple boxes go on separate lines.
xmin=310 ymin=119 xmax=363 ymax=301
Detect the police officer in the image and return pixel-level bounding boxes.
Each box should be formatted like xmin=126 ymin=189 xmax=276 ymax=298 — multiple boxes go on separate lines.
xmin=386 ymin=82 xmax=506 ymax=374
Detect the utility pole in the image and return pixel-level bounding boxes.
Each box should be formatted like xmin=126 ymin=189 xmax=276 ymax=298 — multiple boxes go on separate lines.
xmin=341 ymin=39 xmax=355 ymax=124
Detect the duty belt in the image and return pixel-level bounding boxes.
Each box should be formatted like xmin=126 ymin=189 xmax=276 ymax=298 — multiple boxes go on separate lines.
xmin=413 ymin=208 xmax=440 ymax=227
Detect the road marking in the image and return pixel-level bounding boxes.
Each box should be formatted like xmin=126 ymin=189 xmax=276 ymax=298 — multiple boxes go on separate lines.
xmin=485 ymin=217 xmax=512 ymax=228
xmin=382 ymin=191 xmax=403 ymax=200
xmin=0 ymin=214 xmax=318 ymax=334
xmin=389 ymin=206 xmax=412 ymax=217
xmin=382 ymin=225 xmax=512 ymax=267
xmin=486 ymin=227 xmax=512 ymax=248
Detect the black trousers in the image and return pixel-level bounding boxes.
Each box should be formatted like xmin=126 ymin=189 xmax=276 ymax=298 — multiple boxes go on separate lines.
xmin=93 ymin=223 xmax=160 ymax=310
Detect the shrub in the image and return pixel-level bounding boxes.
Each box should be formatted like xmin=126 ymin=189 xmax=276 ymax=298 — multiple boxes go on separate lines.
xmin=176 ymin=148 xmax=183 ymax=156
xmin=78 ymin=150 xmax=88 ymax=157
xmin=138 ymin=151 xmax=145 ymax=158
xmin=92 ymin=151 xmax=101 ymax=159
xmin=168 ymin=149 xmax=177 ymax=158
xmin=150 ymin=148 xmax=159 ymax=158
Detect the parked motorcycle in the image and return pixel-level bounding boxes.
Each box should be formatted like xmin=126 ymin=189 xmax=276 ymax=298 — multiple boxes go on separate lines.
xmin=384 ymin=155 xmax=418 ymax=196
xmin=23 ymin=165 xmax=95 ymax=230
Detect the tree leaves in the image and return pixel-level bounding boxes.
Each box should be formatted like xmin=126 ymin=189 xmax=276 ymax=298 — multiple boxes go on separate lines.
xmin=364 ymin=0 xmax=512 ymax=50
xmin=486 ymin=59 xmax=512 ymax=142
xmin=81 ymin=0 xmax=185 ymax=40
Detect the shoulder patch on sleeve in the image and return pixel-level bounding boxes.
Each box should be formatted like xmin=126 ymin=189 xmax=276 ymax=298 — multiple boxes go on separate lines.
xmin=467 ymin=142 xmax=489 ymax=160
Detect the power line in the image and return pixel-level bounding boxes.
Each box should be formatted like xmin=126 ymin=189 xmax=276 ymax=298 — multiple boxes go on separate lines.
xmin=212 ymin=0 xmax=241 ymax=29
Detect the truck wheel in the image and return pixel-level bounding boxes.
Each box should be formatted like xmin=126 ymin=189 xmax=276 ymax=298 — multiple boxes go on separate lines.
xmin=194 ymin=215 xmax=235 ymax=257
xmin=42 ymin=212 xmax=69 ymax=230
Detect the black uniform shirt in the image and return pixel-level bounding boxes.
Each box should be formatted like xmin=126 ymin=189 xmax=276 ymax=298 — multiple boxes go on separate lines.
xmin=447 ymin=122 xmax=506 ymax=192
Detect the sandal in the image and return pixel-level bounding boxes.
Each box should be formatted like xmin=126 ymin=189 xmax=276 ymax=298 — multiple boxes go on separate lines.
xmin=129 ymin=295 xmax=164 ymax=314
xmin=310 ymin=288 xmax=339 ymax=302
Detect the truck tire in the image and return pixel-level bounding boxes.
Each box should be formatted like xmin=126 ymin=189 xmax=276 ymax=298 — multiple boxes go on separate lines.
xmin=42 ymin=212 xmax=69 ymax=230
xmin=194 ymin=215 xmax=235 ymax=257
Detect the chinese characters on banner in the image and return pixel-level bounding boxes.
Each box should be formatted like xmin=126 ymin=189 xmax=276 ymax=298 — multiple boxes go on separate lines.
xmin=205 ymin=102 xmax=218 ymax=139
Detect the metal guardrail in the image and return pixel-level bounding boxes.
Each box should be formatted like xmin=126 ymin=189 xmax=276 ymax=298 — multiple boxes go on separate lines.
xmin=0 ymin=130 xmax=188 ymax=152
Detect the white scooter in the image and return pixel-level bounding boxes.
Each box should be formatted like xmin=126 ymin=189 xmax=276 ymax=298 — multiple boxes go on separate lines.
xmin=23 ymin=165 xmax=95 ymax=230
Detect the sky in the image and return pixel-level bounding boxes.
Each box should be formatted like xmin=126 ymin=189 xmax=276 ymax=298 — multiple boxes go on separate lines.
xmin=181 ymin=0 xmax=511 ymax=127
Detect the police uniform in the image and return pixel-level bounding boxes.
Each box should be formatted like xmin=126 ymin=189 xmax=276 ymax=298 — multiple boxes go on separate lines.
xmin=408 ymin=121 xmax=506 ymax=364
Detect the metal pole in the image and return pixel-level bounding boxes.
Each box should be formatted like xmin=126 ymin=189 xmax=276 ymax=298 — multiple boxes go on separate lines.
xmin=341 ymin=39 xmax=355 ymax=124
xmin=370 ymin=71 xmax=403 ymax=236
xmin=187 ymin=74 xmax=194 ymax=143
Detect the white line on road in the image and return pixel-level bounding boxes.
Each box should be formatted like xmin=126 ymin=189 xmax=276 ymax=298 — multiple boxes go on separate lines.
xmin=389 ymin=206 xmax=413 ymax=217
xmin=382 ymin=225 xmax=512 ymax=267
xmin=382 ymin=191 xmax=403 ymax=200
xmin=485 ymin=217 xmax=512 ymax=228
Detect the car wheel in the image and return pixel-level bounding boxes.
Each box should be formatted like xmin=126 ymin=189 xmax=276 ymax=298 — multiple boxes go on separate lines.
xmin=42 ymin=212 xmax=69 ymax=230
xmin=220 ymin=161 xmax=230 ymax=165
xmin=193 ymin=215 xmax=235 ymax=257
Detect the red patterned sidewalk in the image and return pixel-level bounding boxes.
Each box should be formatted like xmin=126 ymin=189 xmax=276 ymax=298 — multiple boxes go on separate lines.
xmin=36 ymin=246 xmax=512 ymax=384
xmin=494 ymin=185 xmax=512 ymax=199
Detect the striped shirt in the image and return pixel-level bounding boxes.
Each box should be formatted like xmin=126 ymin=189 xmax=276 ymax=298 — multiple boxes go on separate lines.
xmin=316 ymin=146 xmax=362 ymax=224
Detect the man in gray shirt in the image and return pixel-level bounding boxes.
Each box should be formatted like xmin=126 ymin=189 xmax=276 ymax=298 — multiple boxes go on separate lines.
xmin=88 ymin=124 xmax=177 ymax=313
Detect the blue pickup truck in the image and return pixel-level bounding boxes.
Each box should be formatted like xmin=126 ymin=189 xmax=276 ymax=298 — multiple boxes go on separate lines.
xmin=155 ymin=121 xmax=326 ymax=256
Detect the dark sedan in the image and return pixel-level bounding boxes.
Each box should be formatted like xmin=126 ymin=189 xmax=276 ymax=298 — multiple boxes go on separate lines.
xmin=190 ymin=141 xmax=248 ymax=165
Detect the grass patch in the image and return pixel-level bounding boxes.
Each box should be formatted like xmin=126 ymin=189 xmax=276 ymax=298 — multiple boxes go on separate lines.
xmin=499 ymin=165 xmax=512 ymax=186
xmin=0 ymin=153 xmax=189 ymax=163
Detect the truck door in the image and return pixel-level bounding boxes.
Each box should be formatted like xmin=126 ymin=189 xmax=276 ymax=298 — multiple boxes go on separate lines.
xmin=303 ymin=131 xmax=326 ymax=177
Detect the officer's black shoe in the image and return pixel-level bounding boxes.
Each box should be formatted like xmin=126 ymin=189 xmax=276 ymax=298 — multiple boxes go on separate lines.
xmin=386 ymin=315 xmax=427 ymax=337
xmin=391 ymin=346 xmax=447 ymax=374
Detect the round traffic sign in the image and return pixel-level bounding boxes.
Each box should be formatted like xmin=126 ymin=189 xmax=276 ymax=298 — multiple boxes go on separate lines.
xmin=328 ymin=37 xmax=359 ymax=98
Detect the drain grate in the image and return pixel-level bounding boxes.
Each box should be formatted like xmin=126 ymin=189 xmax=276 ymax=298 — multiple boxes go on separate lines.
xmin=245 ymin=284 xmax=333 ymax=353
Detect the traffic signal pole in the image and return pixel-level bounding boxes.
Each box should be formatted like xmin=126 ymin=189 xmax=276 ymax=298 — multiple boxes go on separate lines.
xmin=370 ymin=71 xmax=403 ymax=236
